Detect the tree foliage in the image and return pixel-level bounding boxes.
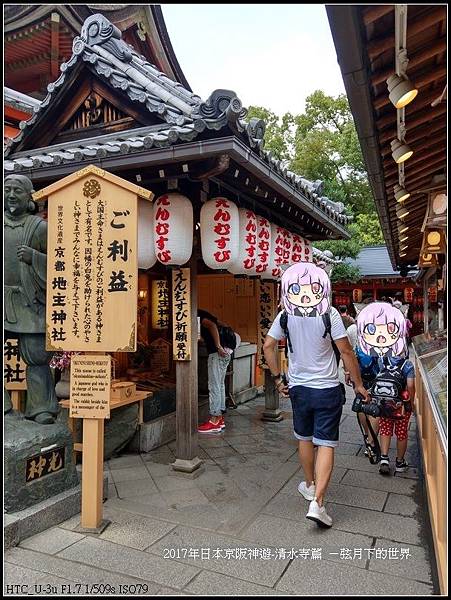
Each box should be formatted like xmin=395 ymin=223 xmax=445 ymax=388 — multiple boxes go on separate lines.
xmin=330 ymin=263 xmax=361 ymax=284
xmin=247 ymin=91 xmax=385 ymax=268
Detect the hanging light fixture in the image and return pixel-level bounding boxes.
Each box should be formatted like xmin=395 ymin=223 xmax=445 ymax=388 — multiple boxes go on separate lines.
xmin=394 ymin=183 xmax=410 ymax=202
xmin=400 ymin=243 xmax=409 ymax=252
xmin=398 ymin=222 xmax=409 ymax=234
xmin=386 ymin=74 xmax=418 ymax=109
xmin=400 ymin=234 xmax=409 ymax=242
xmin=399 ymin=251 xmax=407 ymax=257
xmin=391 ymin=139 xmax=413 ymax=163
xmin=396 ymin=205 xmax=410 ymax=220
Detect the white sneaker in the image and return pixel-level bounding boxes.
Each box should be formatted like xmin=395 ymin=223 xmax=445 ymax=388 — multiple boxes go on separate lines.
xmin=297 ymin=481 xmax=316 ymax=501
xmin=306 ymin=499 xmax=332 ymax=528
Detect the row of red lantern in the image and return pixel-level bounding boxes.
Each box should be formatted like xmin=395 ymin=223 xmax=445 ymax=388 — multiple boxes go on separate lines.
xmin=138 ymin=195 xmax=312 ymax=276
xmin=201 ymin=199 xmax=312 ymax=277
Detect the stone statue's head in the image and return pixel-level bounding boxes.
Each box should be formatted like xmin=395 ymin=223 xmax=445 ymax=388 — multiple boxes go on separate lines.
xmin=4 ymin=175 xmax=36 ymax=216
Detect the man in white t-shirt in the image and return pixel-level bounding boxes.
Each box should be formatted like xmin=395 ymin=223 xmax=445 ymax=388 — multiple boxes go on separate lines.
xmin=263 ymin=263 xmax=369 ymax=528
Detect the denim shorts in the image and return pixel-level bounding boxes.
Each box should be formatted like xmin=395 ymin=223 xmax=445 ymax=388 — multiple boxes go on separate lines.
xmin=289 ymin=385 xmax=344 ymax=448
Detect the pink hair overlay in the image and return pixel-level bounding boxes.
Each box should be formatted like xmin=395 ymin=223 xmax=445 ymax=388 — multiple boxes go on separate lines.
xmin=357 ymin=302 xmax=407 ymax=356
xmin=281 ymin=262 xmax=331 ymax=316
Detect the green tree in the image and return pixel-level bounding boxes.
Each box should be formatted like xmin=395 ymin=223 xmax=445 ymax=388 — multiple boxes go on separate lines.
xmin=246 ymin=106 xmax=293 ymax=161
xmin=249 ymin=90 xmax=376 ymax=217
xmin=329 ymin=263 xmax=361 ymax=284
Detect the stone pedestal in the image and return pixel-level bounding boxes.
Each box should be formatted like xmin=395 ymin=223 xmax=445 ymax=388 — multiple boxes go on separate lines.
xmin=4 ymin=413 xmax=79 ymax=513
xmin=261 ymin=370 xmax=284 ymax=422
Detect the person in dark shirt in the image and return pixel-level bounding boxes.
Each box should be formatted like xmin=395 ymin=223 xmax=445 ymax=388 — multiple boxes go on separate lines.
xmin=198 ymin=309 xmax=231 ymax=434
xmin=338 ymin=305 xmax=355 ymax=329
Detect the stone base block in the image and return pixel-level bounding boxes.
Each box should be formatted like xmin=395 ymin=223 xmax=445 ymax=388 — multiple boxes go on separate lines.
xmin=129 ymin=412 xmax=177 ymax=453
xmin=4 ymin=474 xmax=109 ymax=549
xmin=170 ymin=458 xmax=204 ymax=475
xmin=4 ymin=415 xmax=79 ymax=514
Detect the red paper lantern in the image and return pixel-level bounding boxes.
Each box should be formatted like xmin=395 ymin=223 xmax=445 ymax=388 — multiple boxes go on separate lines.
xmin=200 ymin=198 xmax=239 ymax=269
xmin=404 ymin=287 xmax=414 ymax=303
xmin=153 ymin=193 xmax=193 ymax=265
xmin=228 ymin=209 xmax=258 ymax=275
xmin=352 ymin=289 xmax=363 ymax=303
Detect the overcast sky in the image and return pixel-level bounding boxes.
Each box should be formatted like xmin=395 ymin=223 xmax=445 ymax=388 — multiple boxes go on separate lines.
xmin=160 ymin=3 xmax=346 ymax=116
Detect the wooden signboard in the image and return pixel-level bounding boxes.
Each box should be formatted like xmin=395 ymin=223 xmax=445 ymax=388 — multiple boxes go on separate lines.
xmin=4 ymin=338 xmax=27 ymax=391
xmin=38 ymin=165 xmax=153 ymax=353
xmin=172 ymin=268 xmax=191 ymax=361
xmin=150 ymin=338 xmax=171 ymax=372
xmin=257 ymin=281 xmax=276 ymax=368
xmin=70 ymin=355 xmax=111 ymax=419
xmin=151 ymin=279 xmax=169 ymax=329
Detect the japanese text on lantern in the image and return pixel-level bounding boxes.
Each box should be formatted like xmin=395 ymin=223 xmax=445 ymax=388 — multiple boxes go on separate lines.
xmin=257 ymin=282 xmax=275 ymax=368
xmin=213 ymin=199 xmax=232 ymax=264
xmin=155 ymin=195 xmax=171 ymax=264
xmin=4 ymin=338 xmax=27 ymax=390
xmin=243 ymin=211 xmax=257 ymax=271
xmin=172 ymin=268 xmax=191 ymax=360
xmin=256 ymin=217 xmax=270 ymax=273
xmin=46 ymin=174 xmax=139 ymax=351
xmin=292 ymin=234 xmax=303 ymax=263
xmin=151 ymin=279 xmax=170 ymax=329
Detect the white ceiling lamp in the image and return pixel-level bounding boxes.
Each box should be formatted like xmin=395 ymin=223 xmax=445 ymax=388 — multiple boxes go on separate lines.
xmin=400 ymin=234 xmax=409 ymax=242
xmin=398 ymin=222 xmax=409 ymax=234
xmin=399 ymin=251 xmax=407 ymax=257
xmin=396 ymin=205 xmax=410 ymax=220
xmin=394 ymin=183 xmax=410 ymax=202
xmin=387 ymin=73 xmax=418 ymax=109
xmin=391 ymin=139 xmax=413 ymax=163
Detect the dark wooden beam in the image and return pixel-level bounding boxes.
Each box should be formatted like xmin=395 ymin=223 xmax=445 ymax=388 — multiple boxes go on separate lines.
xmin=362 ymin=5 xmax=394 ymax=26
xmin=367 ymin=7 xmax=446 ymax=59
xmin=50 ymin=12 xmax=60 ymax=80
xmin=384 ymin=150 xmax=446 ymax=182
xmin=381 ymin=117 xmax=446 ymax=156
xmin=371 ymin=37 xmax=447 ymax=87
xmin=378 ymin=103 xmax=447 ymax=140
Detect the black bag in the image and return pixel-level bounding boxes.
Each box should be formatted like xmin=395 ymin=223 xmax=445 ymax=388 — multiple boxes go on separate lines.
xmin=219 ymin=325 xmax=237 ymax=350
xmin=369 ymin=357 xmax=407 ymax=420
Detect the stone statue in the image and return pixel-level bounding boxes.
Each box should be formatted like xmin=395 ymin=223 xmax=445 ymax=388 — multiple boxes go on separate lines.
xmin=4 ymin=174 xmax=58 ymax=424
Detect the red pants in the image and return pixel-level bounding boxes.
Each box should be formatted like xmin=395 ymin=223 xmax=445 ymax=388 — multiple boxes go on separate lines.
xmin=379 ymin=413 xmax=411 ymax=442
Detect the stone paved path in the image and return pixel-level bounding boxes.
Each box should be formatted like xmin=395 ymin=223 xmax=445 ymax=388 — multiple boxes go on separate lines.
xmin=4 ymin=383 xmax=438 ymax=596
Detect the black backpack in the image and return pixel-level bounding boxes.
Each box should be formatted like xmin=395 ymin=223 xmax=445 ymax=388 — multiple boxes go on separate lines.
xmin=369 ymin=357 xmax=407 ymax=419
xmin=280 ymin=309 xmax=341 ymax=367
xmin=219 ymin=325 xmax=237 ymax=350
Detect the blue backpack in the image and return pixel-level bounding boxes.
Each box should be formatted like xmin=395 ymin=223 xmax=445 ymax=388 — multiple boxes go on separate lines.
xmin=355 ymin=347 xmax=379 ymax=386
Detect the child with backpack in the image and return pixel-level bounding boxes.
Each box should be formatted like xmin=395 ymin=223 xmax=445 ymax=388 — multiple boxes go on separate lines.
xmin=356 ymin=302 xmax=416 ymax=475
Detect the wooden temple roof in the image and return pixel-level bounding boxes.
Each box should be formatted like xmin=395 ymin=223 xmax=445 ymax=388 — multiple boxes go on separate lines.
xmin=327 ymin=5 xmax=447 ymax=269
xmin=5 ymin=13 xmax=351 ymax=240
xmin=4 ymin=4 xmax=190 ymax=98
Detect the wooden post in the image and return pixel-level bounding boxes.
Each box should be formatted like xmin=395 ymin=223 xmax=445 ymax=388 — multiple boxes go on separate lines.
xmin=11 ymin=390 xmax=21 ymax=412
xmin=172 ymin=251 xmax=203 ymax=473
xmin=262 ymin=368 xmax=284 ymax=422
xmin=81 ymin=418 xmax=105 ymax=530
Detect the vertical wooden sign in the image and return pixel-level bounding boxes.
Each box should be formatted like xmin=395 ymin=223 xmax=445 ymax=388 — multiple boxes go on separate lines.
xmin=151 ymin=279 xmax=170 ymax=329
xmin=257 ymin=281 xmax=276 ymax=368
xmin=172 ymin=268 xmax=191 ymax=361
xmin=35 ymin=165 xmax=153 ymax=532
xmin=39 ymin=165 xmax=153 ymax=352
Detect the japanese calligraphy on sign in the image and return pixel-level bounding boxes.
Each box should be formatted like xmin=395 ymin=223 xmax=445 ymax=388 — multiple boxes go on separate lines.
xmin=257 ymin=281 xmax=276 ymax=368
xmin=26 ymin=447 xmax=65 ymax=482
xmin=41 ymin=166 xmax=152 ymax=352
xmin=70 ymin=354 xmax=111 ymax=419
xmin=172 ymin=268 xmax=191 ymax=361
xmin=151 ymin=279 xmax=170 ymax=329
xmin=4 ymin=338 xmax=27 ymax=390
